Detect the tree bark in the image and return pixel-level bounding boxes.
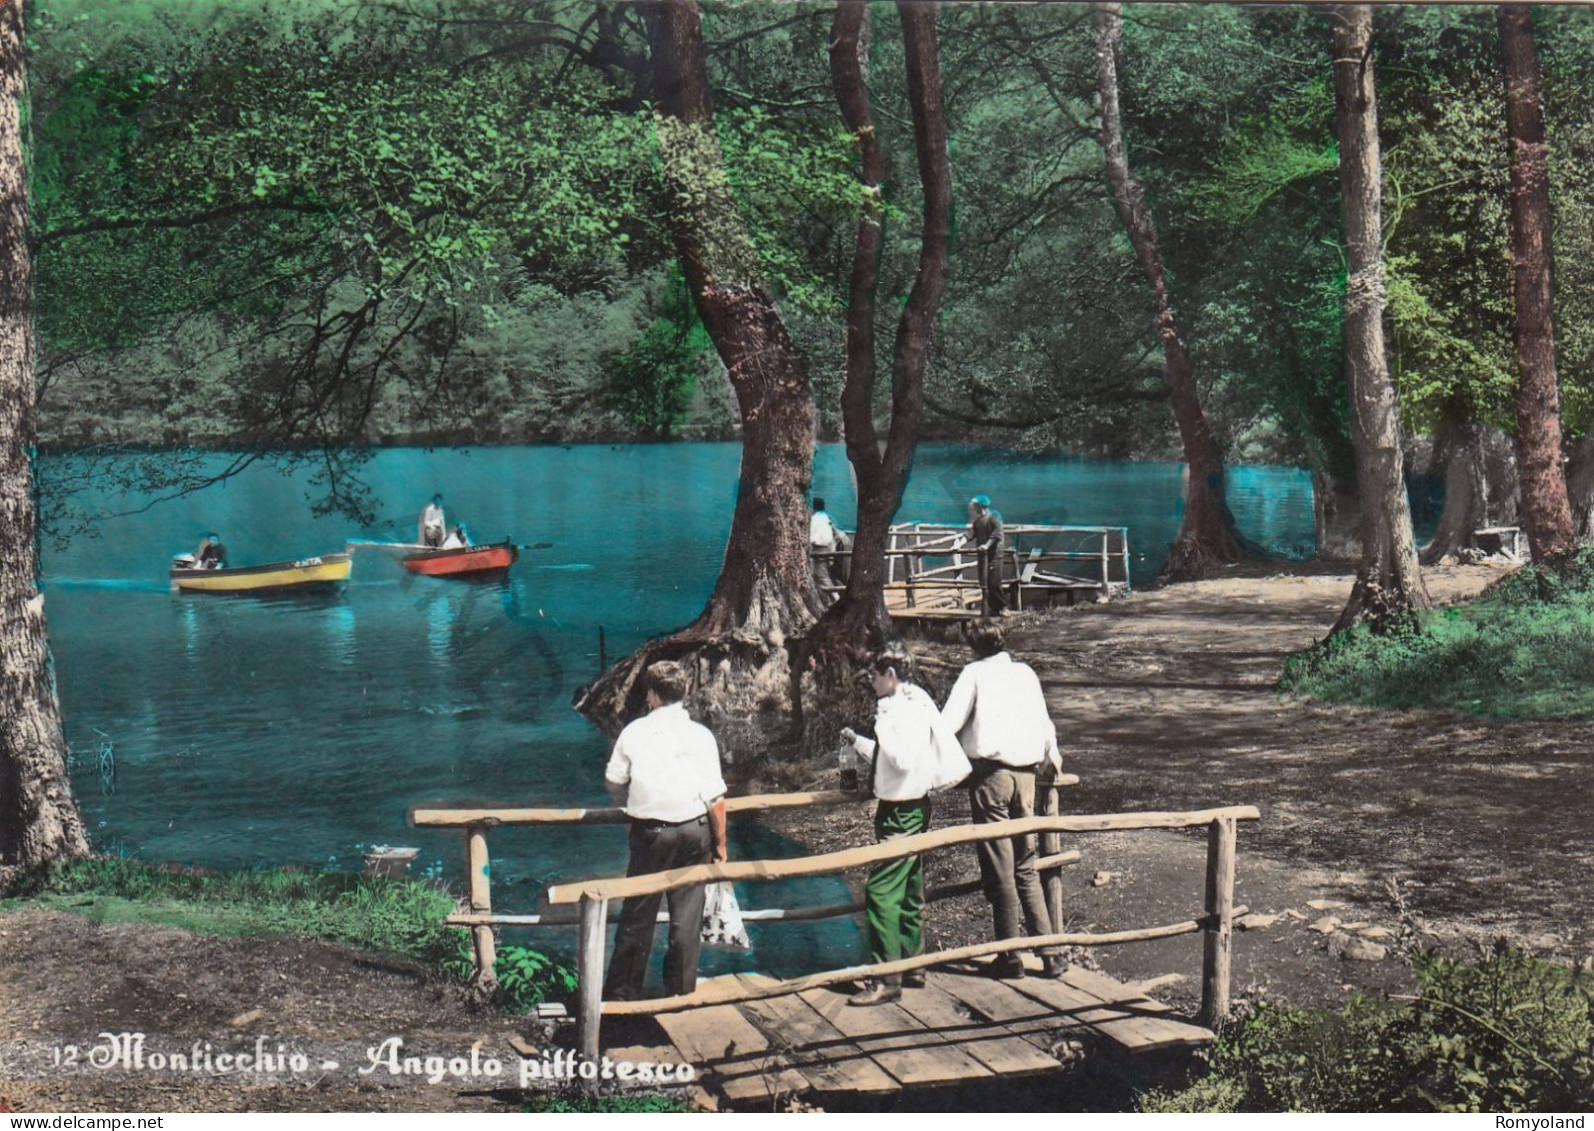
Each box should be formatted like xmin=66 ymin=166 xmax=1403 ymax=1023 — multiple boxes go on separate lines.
xmin=0 ymin=0 xmax=91 ymax=867
xmin=574 ymin=0 xmax=820 ymax=735
xmin=1421 ymin=419 xmax=1521 ymax=564
xmin=1093 ymin=2 xmax=1245 ymax=584
xmin=1329 ymin=6 xmax=1429 ymax=631
xmin=1499 ymin=5 xmax=1574 ymax=561
xmin=1565 ymin=433 xmax=1594 ymax=543
xmin=804 ymin=0 xmax=951 ymax=670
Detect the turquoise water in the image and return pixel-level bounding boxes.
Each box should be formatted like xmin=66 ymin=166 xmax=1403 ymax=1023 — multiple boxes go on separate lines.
xmin=38 ymin=443 xmax=1319 ymax=978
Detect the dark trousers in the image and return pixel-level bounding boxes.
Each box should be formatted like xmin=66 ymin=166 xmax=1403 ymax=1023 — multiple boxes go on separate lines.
xmin=865 ymin=799 xmax=932 ymax=984
xmin=969 ymin=763 xmax=1056 ymax=955
xmin=977 ymin=549 xmax=1006 ymax=614
xmin=603 ymin=815 xmax=712 ymax=1001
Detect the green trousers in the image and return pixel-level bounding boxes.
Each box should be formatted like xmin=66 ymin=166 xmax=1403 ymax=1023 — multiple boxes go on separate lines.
xmin=865 ymin=798 xmax=932 ymax=966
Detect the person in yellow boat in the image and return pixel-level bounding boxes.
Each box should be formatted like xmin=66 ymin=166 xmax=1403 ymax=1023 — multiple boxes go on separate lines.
xmin=194 ymin=532 xmax=227 ymax=570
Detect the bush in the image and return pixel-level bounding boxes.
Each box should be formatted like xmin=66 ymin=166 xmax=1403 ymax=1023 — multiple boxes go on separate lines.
xmin=1280 ymin=548 xmax=1594 ymax=718
xmin=1141 ymin=949 xmax=1594 ymax=1112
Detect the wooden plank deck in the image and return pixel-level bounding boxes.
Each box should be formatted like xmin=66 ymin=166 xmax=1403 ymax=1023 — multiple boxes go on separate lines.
xmin=637 ymin=962 xmax=1211 ymax=1105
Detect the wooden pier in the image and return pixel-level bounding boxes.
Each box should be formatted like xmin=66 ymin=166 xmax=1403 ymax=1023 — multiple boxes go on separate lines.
xmin=412 ymin=791 xmax=1256 ymax=1106
xmin=815 ymin=523 xmax=1132 ymax=620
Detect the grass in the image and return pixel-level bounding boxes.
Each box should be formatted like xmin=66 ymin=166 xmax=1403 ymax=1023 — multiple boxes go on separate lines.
xmin=1280 ymin=547 xmax=1594 ymax=718
xmin=4 ymin=857 xmax=574 ymax=1010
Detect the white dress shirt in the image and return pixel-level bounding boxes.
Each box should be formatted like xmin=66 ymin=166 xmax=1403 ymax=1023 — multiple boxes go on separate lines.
xmin=850 ymin=683 xmax=947 ymax=801
xmin=605 ymin=703 xmax=728 ymax=822
xmin=939 ymin=652 xmax=1061 ymax=772
xmin=810 ymin=511 xmax=838 ymax=550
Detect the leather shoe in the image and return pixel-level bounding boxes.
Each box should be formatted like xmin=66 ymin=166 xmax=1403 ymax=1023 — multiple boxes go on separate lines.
xmin=903 ymin=970 xmax=926 ymax=989
xmin=848 ymin=980 xmax=903 ymax=1007
xmin=990 ymin=957 xmax=1026 ymax=980
xmin=1042 ymin=956 xmax=1068 ymax=979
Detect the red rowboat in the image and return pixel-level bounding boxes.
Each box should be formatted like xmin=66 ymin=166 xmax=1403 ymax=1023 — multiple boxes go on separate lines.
xmin=401 ymin=541 xmax=519 ymax=579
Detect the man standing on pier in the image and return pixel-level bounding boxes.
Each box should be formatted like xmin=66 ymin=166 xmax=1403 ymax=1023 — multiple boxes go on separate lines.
xmin=967 ymin=495 xmax=1007 ymax=615
xmin=941 ymin=622 xmax=1066 ymax=980
xmin=601 ymin=661 xmax=729 ymax=1001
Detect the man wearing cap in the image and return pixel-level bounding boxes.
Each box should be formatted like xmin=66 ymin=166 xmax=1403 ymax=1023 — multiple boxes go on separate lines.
xmin=602 ymin=660 xmax=729 ymax=1002
xmin=419 ymin=494 xmax=446 ymax=548
xmin=195 ymin=532 xmax=227 ymax=569
xmin=967 ymin=495 xmax=1006 ymax=615
xmin=941 ymin=621 xmax=1066 ymax=979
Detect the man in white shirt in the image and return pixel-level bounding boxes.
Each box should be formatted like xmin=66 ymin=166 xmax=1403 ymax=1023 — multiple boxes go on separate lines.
xmin=419 ymin=494 xmax=446 ymax=548
xmin=601 ymin=661 xmax=729 ymax=1001
xmin=941 ymin=621 xmax=1065 ymax=979
xmin=839 ymin=649 xmax=969 ymax=1006
xmin=810 ymin=496 xmax=844 ymax=600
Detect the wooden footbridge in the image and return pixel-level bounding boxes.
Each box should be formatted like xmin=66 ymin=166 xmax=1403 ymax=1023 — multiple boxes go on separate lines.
xmin=815 ymin=523 xmax=1133 ymax=620
xmin=411 ymin=789 xmax=1257 ymax=1106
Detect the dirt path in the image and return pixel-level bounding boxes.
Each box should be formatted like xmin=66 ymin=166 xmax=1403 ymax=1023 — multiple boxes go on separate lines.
xmin=768 ymin=561 xmax=1594 ymax=1018
xmin=997 ymin=562 xmax=1594 ymax=996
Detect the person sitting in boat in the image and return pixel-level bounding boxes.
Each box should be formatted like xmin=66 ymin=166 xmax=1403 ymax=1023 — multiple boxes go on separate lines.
xmin=440 ymin=524 xmax=472 ymax=550
xmin=195 ymin=532 xmax=227 ymax=570
xmin=419 ymin=495 xmax=446 ymax=548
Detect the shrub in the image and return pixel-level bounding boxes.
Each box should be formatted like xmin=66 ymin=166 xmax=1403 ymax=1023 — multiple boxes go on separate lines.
xmin=1141 ymin=949 xmax=1594 ymax=1113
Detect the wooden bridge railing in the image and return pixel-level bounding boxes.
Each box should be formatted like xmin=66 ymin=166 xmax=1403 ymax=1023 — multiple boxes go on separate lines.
xmin=413 ymin=791 xmax=1253 ymax=1066
xmin=544 ymin=804 xmax=1257 ymax=1062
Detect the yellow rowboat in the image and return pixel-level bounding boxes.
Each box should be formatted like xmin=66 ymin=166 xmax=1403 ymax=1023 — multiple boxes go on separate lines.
xmin=170 ymin=552 xmax=352 ymax=594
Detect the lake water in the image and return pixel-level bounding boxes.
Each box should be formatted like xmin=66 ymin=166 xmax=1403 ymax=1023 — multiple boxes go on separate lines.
xmin=38 ymin=443 xmax=1319 ymax=979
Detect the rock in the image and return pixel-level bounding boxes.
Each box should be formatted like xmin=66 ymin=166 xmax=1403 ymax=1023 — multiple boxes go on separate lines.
xmin=227 ymin=1009 xmax=264 ymax=1029
xmin=1340 ymin=938 xmax=1387 ymax=962
xmin=1306 ymin=899 xmax=1348 ymax=911
xmin=1235 ymin=912 xmax=1282 ymax=932
xmin=1358 ymin=926 xmax=1395 ymax=940
xmin=1090 ymin=871 xmax=1118 ymax=887
xmin=1283 ymin=909 xmax=1307 ymax=921
xmin=1308 ymin=915 xmax=1342 ymax=934
xmin=1340 ymin=921 xmax=1371 ymax=931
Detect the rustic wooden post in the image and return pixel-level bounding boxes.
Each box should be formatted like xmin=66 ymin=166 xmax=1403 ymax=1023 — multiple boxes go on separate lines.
xmin=1200 ymin=815 xmax=1237 ymax=1028
xmin=577 ymin=892 xmax=609 ymax=1066
xmin=1038 ymin=782 xmax=1064 ymax=934
xmin=466 ymin=825 xmax=497 ymax=994
xmin=1099 ymin=529 xmax=1110 ymax=597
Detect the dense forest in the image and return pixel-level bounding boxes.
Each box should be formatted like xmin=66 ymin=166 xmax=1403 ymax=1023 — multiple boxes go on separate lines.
xmin=26 ymin=2 xmax=1594 ymax=481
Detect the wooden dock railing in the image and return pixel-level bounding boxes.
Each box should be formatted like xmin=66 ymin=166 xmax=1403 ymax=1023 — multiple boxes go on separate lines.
xmin=814 ymin=523 xmax=1132 ymax=616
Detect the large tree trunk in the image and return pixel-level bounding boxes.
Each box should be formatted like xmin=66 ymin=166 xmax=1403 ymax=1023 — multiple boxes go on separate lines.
xmin=1500 ymin=5 xmax=1574 ymax=562
xmin=1421 ymin=418 xmax=1521 ymax=564
xmin=574 ymin=0 xmax=820 ymax=738
xmin=0 ymin=1 xmax=90 ymax=867
xmin=804 ymin=0 xmax=951 ymax=671
xmin=1093 ymin=2 xmax=1246 ymax=584
xmin=1329 ymin=6 xmax=1429 ymax=631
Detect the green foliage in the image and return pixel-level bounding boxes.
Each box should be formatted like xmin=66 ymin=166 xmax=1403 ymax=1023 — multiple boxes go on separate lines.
xmin=1141 ymin=950 xmax=1594 ymax=1113
xmin=521 ymin=1094 xmax=693 ymax=1113
xmin=1280 ymin=547 xmax=1594 ymax=719
xmin=606 ymin=265 xmax=711 ymax=438
xmin=7 ymin=858 xmax=574 ymax=1010
xmin=438 ymin=938 xmax=576 ymax=1014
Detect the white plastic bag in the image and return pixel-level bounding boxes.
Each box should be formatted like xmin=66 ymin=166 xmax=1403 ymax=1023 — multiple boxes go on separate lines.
xmin=700 ymin=881 xmax=752 ymax=949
